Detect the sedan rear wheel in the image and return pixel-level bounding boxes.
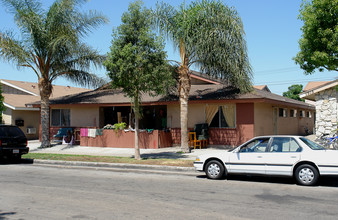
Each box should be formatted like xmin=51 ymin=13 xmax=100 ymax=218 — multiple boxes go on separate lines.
xmin=205 ymin=160 xmax=225 ymax=179
xmin=295 ymin=164 xmax=319 ymax=186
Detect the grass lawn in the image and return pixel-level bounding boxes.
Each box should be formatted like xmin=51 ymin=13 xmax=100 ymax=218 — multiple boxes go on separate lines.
xmin=23 ymin=153 xmax=194 ymax=167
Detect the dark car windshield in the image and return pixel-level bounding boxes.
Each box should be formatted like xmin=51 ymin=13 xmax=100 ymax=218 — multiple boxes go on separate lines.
xmin=0 ymin=126 xmax=25 ymax=138
xmin=300 ymin=137 xmax=325 ymax=150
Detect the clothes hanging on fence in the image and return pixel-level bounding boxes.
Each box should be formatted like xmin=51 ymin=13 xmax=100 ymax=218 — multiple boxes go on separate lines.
xmin=80 ymin=128 xmax=88 ymax=137
xmin=88 ymin=129 xmax=96 ymax=137
xmin=96 ymin=129 xmax=103 ymax=136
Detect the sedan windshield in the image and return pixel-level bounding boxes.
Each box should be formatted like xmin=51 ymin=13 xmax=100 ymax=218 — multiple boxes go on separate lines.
xmin=300 ymin=137 xmax=325 ymax=150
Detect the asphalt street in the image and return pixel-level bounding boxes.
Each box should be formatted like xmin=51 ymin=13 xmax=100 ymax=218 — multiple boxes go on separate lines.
xmin=1 ymin=164 xmax=338 ymax=220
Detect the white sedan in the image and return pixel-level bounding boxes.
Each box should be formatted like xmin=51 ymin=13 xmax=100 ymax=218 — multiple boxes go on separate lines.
xmin=194 ymin=136 xmax=338 ymax=186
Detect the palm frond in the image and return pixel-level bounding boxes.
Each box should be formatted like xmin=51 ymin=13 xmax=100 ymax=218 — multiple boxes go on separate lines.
xmin=0 ymin=31 xmax=32 ymax=67
xmin=151 ymin=2 xmax=180 ymax=46
xmin=152 ymin=0 xmax=253 ymax=92
xmin=59 ymin=70 xmax=107 ymax=89
xmin=74 ymin=10 xmax=109 ymax=37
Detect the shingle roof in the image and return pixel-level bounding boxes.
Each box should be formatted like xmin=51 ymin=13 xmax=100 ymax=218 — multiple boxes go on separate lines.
xmin=300 ymin=80 xmax=338 ymax=101
xmin=43 ymin=84 xmax=314 ymax=110
xmin=303 ymin=81 xmax=331 ymax=92
xmin=190 ymin=71 xmax=222 ymax=84
xmin=253 ymin=85 xmax=271 ymax=92
xmin=1 ymin=79 xmax=91 ymax=97
xmin=4 ymin=94 xmax=41 ymax=109
xmin=1 ymin=79 xmax=92 ymax=109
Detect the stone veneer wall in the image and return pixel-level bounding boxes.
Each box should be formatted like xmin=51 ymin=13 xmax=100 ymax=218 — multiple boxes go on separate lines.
xmin=315 ymin=88 xmax=338 ymax=136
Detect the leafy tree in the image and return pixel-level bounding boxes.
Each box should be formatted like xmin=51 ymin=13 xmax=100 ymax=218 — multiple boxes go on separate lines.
xmin=152 ymin=0 xmax=252 ymax=152
xmin=0 ymin=83 xmax=5 ymax=123
xmin=104 ymin=1 xmax=174 ymax=160
xmin=283 ymin=84 xmax=305 ymax=102
xmin=294 ymin=0 xmax=338 ymax=74
xmin=0 ymin=0 xmax=108 ymax=147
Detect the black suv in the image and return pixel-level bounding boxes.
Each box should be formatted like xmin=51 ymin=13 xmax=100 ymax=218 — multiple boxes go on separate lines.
xmin=0 ymin=125 xmax=29 ymax=160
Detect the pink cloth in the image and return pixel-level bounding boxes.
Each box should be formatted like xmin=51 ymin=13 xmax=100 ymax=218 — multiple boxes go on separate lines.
xmin=80 ymin=128 xmax=88 ymax=137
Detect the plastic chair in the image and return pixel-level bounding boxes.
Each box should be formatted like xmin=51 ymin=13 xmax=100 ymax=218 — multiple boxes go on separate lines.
xmin=189 ymin=132 xmax=202 ymax=149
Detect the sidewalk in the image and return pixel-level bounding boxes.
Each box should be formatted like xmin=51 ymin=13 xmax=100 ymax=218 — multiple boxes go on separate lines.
xmin=27 ymin=140 xmax=228 ymax=160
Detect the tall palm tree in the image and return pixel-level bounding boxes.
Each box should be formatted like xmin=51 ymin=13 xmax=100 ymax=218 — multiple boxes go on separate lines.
xmin=0 ymin=0 xmax=108 ymax=147
xmin=153 ymin=0 xmax=252 ymax=152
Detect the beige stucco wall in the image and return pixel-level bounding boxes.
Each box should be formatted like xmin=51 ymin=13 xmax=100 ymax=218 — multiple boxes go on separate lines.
xmin=167 ymin=103 xmax=206 ymax=128
xmin=254 ymin=103 xmax=315 ymax=136
xmin=2 ymin=108 xmax=12 ymax=125
xmin=277 ymin=110 xmax=299 ymax=135
xmin=254 ymin=103 xmax=274 ymax=136
xmin=11 ymin=110 xmax=40 ymax=139
xmin=70 ymin=106 xmax=100 ymax=127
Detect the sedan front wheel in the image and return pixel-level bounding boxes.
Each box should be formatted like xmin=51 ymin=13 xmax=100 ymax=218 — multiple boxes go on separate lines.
xmin=205 ymin=160 xmax=225 ymax=180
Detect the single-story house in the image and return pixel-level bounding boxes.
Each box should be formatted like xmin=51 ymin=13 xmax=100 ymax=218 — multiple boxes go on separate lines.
xmin=1 ymin=79 xmax=91 ymax=139
xmin=300 ymin=80 xmax=338 ymax=137
xmin=29 ymin=73 xmax=315 ymax=148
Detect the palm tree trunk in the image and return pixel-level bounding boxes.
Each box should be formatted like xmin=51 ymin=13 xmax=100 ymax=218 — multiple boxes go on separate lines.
xmin=40 ymin=94 xmax=50 ymax=148
xmin=39 ymin=78 xmax=53 ymax=148
xmin=179 ymin=65 xmax=191 ymax=153
xmin=134 ymin=95 xmax=141 ymax=160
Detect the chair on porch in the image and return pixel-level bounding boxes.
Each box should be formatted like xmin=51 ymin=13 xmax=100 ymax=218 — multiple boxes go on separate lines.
xmin=193 ymin=123 xmax=209 ymax=148
xmin=189 ymin=132 xmax=202 ymax=149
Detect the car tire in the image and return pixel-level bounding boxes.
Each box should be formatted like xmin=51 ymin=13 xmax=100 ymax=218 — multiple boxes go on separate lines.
xmin=295 ymin=164 xmax=319 ymax=186
xmin=205 ymin=160 xmax=225 ymax=180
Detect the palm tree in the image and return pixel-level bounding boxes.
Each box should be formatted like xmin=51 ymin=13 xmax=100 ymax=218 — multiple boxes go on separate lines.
xmin=0 ymin=0 xmax=108 ymax=148
xmin=153 ymin=0 xmax=252 ymax=152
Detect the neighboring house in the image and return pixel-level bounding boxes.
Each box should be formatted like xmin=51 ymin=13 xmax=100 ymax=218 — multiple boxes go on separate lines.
xmin=29 ymin=74 xmax=315 ymax=147
xmin=1 ymin=79 xmax=91 ymax=139
xmin=300 ymin=80 xmax=338 ymax=137
xmin=302 ymin=81 xmax=331 ymax=106
xmin=253 ymin=85 xmax=271 ymax=93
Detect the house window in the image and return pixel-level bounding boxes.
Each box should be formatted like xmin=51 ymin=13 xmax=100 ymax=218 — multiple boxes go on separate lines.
xmin=290 ymin=109 xmax=297 ymax=117
xmin=306 ymin=111 xmax=312 ymax=118
xmin=279 ymin=108 xmax=287 ymax=117
xmin=51 ymin=109 xmax=70 ymax=127
xmin=299 ymin=110 xmax=305 ymax=117
xmin=206 ymin=104 xmax=236 ymax=128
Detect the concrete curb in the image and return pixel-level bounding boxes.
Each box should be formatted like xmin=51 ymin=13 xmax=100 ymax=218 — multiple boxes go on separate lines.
xmin=32 ymin=159 xmax=197 ymax=176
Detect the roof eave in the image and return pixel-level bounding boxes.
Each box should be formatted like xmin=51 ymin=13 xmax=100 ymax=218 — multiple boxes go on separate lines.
xmin=300 ymin=80 xmax=338 ymax=100
xmin=4 ymin=103 xmax=40 ymax=111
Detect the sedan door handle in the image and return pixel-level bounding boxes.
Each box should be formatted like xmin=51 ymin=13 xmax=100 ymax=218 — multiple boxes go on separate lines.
xmin=257 ymin=156 xmax=263 ymax=158
xmin=290 ymin=156 xmax=297 ymax=158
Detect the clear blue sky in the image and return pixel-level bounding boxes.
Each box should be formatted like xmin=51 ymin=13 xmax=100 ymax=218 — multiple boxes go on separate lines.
xmin=0 ymin=0 xmax=336 ymax=95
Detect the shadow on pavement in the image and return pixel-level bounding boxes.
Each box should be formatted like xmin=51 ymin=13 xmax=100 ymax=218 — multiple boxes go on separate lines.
xmin=196 ymin=174 xmax=338 ymax=187
xmin=0 ymin=158 xmax=34 ymax=165
xmin=140 ymin=152 xmax=190 ymax=159
xmin=318 ymin=176 xmax=338 ymax=187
